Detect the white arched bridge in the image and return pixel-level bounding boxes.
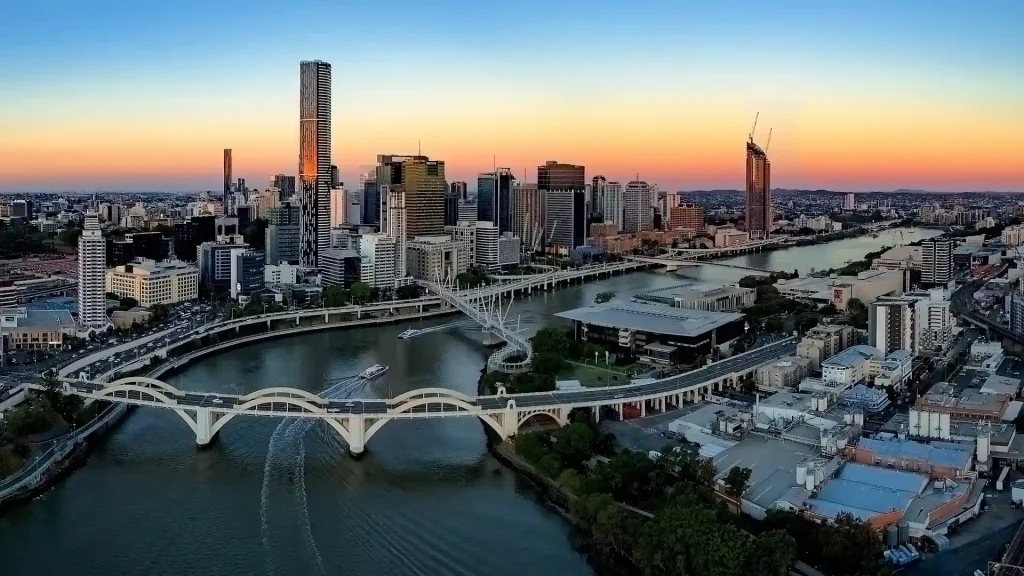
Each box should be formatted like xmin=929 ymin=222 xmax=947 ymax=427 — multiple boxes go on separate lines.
xmin=36 ymin=339 xmax=795 ymax=457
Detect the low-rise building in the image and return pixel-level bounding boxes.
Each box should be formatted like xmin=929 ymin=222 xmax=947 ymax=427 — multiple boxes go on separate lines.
xmin=406 ymin=235 xmax=466 ymax=281
xmin=796 ymin=324 xmax=855 ymax=370
xmin=756 ymin=356 xmax=814 ymax=392
xmin=822 ymin=345 xmax=879 ymax=386
xmin=110 ymin=307 xmax=153 ymax=329
xmin=872 ymin=246 xmax=921 ymax=271
xmin=847 ymin=437 xmax=972 ymax=480
xmin=0 ymin=307 xmax=75 ymax=349
xmin=870 ymin=349 xmax=914 ymax=390
xmin=105 ymin=259 xmax=199 ymax=307
xmin=586 ymin=234 xmax=641 ymax=254
xmin=320 ymin=249 xmax=361 ymax=287
xmin=776 ymin=269 xmax=904 ymax=311
xmin=635 ymin=283 xmax=755 ymax=312
xmin=714 ymin=228 xmax=749 ymax=248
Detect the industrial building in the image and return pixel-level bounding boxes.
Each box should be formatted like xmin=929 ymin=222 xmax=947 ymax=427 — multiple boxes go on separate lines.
xmin=775 ymin=268 xmax=904 ymax=311
xmin=554 ymin=302 xmax=745 ymax=365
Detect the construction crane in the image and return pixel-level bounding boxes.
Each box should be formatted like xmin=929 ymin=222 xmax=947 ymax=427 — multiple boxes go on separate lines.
xmin=749 ymin=112 xmax=759 ymax=142
xmin=765 ymin=128 xmax=773 ymax=153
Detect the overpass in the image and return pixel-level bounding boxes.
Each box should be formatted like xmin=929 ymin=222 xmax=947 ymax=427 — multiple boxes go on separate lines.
xmin=43 ymin=339 xmax=796 ymax=456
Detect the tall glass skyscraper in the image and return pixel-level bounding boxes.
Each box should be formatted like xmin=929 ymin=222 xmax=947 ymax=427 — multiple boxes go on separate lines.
xmin=745 ymin=139 xmax=771 ymax=240
xmin=299 ymin=60 xmax=332 ymax=268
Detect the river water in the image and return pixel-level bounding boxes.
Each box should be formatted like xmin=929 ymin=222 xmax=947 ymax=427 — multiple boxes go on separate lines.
xmin=0 ymin=228 xmax=940 ymax=576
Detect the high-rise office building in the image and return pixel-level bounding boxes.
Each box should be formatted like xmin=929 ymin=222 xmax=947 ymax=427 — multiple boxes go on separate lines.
xmin=444 ymin=188 xmax=459 ymax=227
xmin=602 ymin=182 xmax=623 ymax=232
xmin=745 ymin=138 xmax=771 ymax=240
xmin=330 ymin=187 xmax=347 ymax=228
xmin=223 ymin=149 xmax=232 ymax=207
xmin=272 ymin=174 xmax=296 ymax=199
xmin=376 ymin=155 xmax=446 ymax=238
xmin=668 ymin=203 xmax=704 ymax=232
xmin=385 ymin=185 xmax=407 ymax=279
xmin=330 ymin=165 xmax=340 ymax=188
xmin=77 ymin=211 xmax=107 ymax=330
xmin=265 ymin=201 xmax=301 ymax=265
xmin=359 ymin=234 xmax=397 ymax=289
xmin=12 ymin=200 xmax=32 ymax=219
xmin=623 ymin=181 xmax=654 ymax=233
xmin=538 ymin=160 xmax=585 ymax=191
xmin=230 ymin=249 xmax=266 ymax=300
xmin=591 ymin=176 xmax=607 ymax=220
xmin=449 ymin=181 xmax=468 ymax=201
xmin=477 ymin=168 xmax=515 ymax=233
xmin=362 ymin=175 xmax=379 ymax=226
xmin=844 ymin=193 xmax=856 ymax=210
xmin=921 ymin=237 xmax=954 ymax=287
xmin=539 ymin=161 xmax=586 ymax=252
xmin=512 ymin=182 xmax=544 ymax=252
xmin=298 ymin=59 xmax=332 ymax=268
xmin=173 ymin=215 xmax=216 ymax=262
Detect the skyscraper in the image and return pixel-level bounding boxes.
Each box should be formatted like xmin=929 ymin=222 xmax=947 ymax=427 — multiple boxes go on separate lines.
xmin=591 ymin=176 xmax=607 ymax=220
xmin=603 ymin=182 xmax=623 ymax=232
xmin=623 ymin=181 xmax=654 ymax=233
xmin=77 ymin=211 xmax=108 ymax=330
xmin=376 ymin=155 xmax=446 ymax=239
xmin=330 ymin=165 xmax=341 ymax=188
xmin=745 ymin=138 xmax=771 ymax=240
xmin=299 ymin=59 xmax=332 ymax=268
xmin=272 ymin=174 xmax=296 ymax=199
xmin=449 ymin=181 xmax=468 ymax=201
xmin=512 ymin=182 xmax=544 ymax=252
xmin=477 ymin=168 xmax=515 ymax=233
xmin=539 ymin=161 xmax=586 ymax=252
xmin=223 ymin=149 xmax=232 ymax=207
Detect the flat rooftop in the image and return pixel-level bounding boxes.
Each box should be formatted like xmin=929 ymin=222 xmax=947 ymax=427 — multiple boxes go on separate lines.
xmin=0 ymin=307 xmax=74 ymax=329
xmin=855 ymin=437 xmax=972 ymax=470
xmin=555 ymin=302 xmax=743 ymax=338
xmin=981 ymin=374 xmax=1021 ymax=397
xmin=807 ymin=463 xmax=928 ymax=522
xmin=822 ymin=345 xmax=878 ymax=369
xmin=639 ymin=282 xmax=753 ymax=302
xmin=712 ymin=436 xmax=821 ymax=511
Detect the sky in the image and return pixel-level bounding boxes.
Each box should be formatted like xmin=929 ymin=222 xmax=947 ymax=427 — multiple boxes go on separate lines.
xmin=1 ymin=0 xmax=1022 ymax=193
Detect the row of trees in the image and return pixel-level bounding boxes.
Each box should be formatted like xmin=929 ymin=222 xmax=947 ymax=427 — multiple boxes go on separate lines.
xmin=0 ymin=220 xmax=48 ymax=257
xmin=0 ymin=371 xmax=89 ymax=479
xmin=322 ymin=283 xmax=424 ymax=308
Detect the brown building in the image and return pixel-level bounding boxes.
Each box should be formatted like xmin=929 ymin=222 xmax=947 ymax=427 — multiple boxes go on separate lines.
xmin=668 ymin=203 xmax=704 ymax=232
xmin=377 ymin=155 xmax=446 ymax=239
xmin=745 ymin=140 xmax=771 ymax=240
xmin=588 ymin=234 xmax=640 ymax=254
xmin=538 ymin=160 xmax=585 ymax=191
xmin=589 ymin=222 xmax=619 ymax=237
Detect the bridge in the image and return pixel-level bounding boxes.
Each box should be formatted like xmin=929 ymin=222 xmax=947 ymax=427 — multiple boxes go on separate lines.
xmin=42 ymin=339 xmax=796 ymax=457
xmin=626 ymin=255 xmax=777 ymax=275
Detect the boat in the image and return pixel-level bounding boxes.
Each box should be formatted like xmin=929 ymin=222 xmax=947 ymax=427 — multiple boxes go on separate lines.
xmin=360 ymin=364 xmax=389 ymax=379
xmin=398 ymin=328 xmax=420 ymax=339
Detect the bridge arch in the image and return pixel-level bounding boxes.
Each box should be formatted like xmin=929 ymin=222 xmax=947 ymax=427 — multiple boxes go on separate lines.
xmin=389 ymin=387 xmax=474 ymax=404
xmin=517 ymin=409 xmax=567 ymax=429
xmin=105 ymin=376 xmax=183 ymax=396
xmin=209 ymin=396 xmax=326 ymax=437
xmin=388 ymin=397 xmax=505 ymax=438
xmin=92 ymin=384 xmax=179 ymax=406
xmin=240 ymin=387 xmax=326 ymax=404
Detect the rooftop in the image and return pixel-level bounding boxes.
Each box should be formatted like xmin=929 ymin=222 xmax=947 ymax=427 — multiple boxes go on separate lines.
xmin=712 ymin=436 xmax=821 ymax=511
xmin=855 ymin=437 xmax=972 ymax=470
xmin=0 ymin=307 xmax=75 ymax=330
xmin=980 ymin=374 xmax=1021 ymax=397
xmin=807 ymin=463 xmax=927 ymax=521
xmin=555 ymin=302 xmax=744 ymax=338
xmin=822 ymin=345 xmax=879 ymax=369
xmin=110 ymin=259 xmax=198 ymax=277
xmin=636 ymin=282 xmax=754 ymax=304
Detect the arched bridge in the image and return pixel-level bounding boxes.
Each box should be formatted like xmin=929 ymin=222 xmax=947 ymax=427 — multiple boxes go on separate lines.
xmin=38 ymin=339 xmax=796 ymax=457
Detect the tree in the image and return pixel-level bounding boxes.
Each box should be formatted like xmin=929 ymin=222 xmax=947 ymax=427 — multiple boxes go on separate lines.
xmin=536 ymin=452 xmax=564 ymax=477
xmin=531 ymin=326 xmax=570 ymax=357
xmin=553 ymin=422 xmax=596 ymax=470
xmin=350 ymin=282 xmax=373 ymax=305
xmin=531 ymin=352 xmax=566 ymax=376
xmin=57 ymin=227 xmax=82 ymax=246
xmin=396 ymin=284 xmax=422 ymax=300
xmin=118 ymin=296 xmax=139 ymax=309
xmin=748 ymin=531 xmax=798 ymax=576
xmin=724 ymin=466 xmax=752 ymax=499
xmin=323 ymin=285 xmax=349 ymax=307
xmin=595 ymin=291 xmax=616 ymax=304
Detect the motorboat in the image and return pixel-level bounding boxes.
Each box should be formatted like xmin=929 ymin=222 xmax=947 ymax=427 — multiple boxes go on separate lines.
xmin=361 ymin=364 xmax=389 ymax=379
xmin=398 ymin=328 xmax=420 ymax=339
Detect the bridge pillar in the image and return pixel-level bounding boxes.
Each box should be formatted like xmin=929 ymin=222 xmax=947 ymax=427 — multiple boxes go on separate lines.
xmin=640 ymin=401 xmax=646 ymax=418
xmin=501 ymin=400 xmax=519 ymax=439
xmin=325 ymin=313 xmax=329 ymax=322
xmin=593 ymin=405 xmax=600 ymax=423
xmin=347 ymin=415 xmax=367 ymax=457
xmin=295 ymin=315 xmax=300 ymax=326
xmin=194 ymin=408 xmax=215 ymax=446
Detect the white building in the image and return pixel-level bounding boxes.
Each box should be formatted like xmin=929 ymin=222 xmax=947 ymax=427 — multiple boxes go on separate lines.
xmin=602 ymin=182 xmax=623 ymax=232
xmin=1002 ymin=226 xmax=1024 ymax=247
xmin=921 ymin=237 xmax=954 ymax=286
xmin=843 ymin=193 xmax=856 ymax=210
xmin=870 ymin=349 xmax=914 ymax=390
xmin=105 ymin=259 xmax=199 ymax=307
xmin=497 ymin=232 xmax=521 ymax=267
xmin=475 ymin=221 xmax=500 ymax=270
xmin=714 ymin=228 xmax=750 ymax=247
xmin=385 ymin=186 xmax=407 ymax=279
xmin=77 ymin=211 xmax=108 ymax=330
xmin=359 ymin=233 xmax=397 ymax=289
xmin=623 ymin=181 xmax=653 ymax=233
xmin=264 ymin=263 xmax=302 ymax=285
xmin=330 ymin=187 xmax=347 ymax=228
xmin=821 ymin=345 xmax=879 ymax=387
xmin=446 ymin=222 xmax=477 ymax=273
xmin=872 ymin=246 xmax=921 ymax=271
xmin=870 ymin=289 xmax=954 ymax=355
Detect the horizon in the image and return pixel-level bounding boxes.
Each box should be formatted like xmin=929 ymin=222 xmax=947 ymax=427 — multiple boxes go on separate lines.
xmin=1 ymin=0 xmax=1022 ymax=193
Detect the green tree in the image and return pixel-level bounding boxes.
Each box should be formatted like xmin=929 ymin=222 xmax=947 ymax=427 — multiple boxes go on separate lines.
xmin=531 ymin=326 xmax=570 ymax=357
xmin=595 ymin=291 xmax=616 ymax=304
xmin=513 ymin=430 xmax=550 ymax=463
xmin=724 ymin=466 xmax=752 ymax=499
xmin=396 ymin=284 xmax=422 ymax=300
xmin=747 ymin=531 xmax=798 ymax=576
xmin=57 ymin=227 xmax=82 ymax=246
xmin=118 ymin=296 xmax=139 ymax=309
xmin=350 ymin=282 xmax=373 ymax=305
xmin=323 ymin=285 xmax=349 ymax=307
xmin=531 ymin=352 xmax=566 ymax=376
xmin=553 ymin=422 xmax=596 ymax=469
xmin=536 ymin=452 xmax=564 ymax=477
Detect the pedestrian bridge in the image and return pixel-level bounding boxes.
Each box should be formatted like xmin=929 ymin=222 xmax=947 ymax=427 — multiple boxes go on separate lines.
xmin=38 ymin=339 xmax=795 ymax=456
xmin=625 ymin=255 xmax=777 ymax=275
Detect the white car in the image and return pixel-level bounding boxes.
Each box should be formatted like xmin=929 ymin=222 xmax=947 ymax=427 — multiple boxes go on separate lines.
xmin=327 ymin=408 xmax=341 ymax=413
xmin=211 ymin=397 xmax=223 ymax=404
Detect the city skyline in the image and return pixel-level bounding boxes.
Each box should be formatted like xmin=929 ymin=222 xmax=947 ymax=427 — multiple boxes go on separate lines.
xmin=1 ymin=0 xmax=1022 ymax=193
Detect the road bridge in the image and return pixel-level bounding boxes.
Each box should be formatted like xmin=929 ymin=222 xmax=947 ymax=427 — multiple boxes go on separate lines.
xmin=41 ymin=339 xmax=795 ymax=456
xmin=625 ymin=255 xmax=776 ymax=275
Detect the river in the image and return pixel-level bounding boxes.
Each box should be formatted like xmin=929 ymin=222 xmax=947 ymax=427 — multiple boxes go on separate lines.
xmin=0 ymin=227 xmax=940 ymax=576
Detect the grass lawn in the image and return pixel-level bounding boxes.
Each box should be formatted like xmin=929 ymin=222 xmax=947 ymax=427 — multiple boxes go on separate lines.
xmin=558 ymin=361 xmax=639 ymax=387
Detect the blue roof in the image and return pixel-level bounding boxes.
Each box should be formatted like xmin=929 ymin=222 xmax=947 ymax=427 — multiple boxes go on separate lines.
xmin=837 ymin=462 xmax=929 ymax=494
xmin=857 ymin=437 xmax=972 ymax=470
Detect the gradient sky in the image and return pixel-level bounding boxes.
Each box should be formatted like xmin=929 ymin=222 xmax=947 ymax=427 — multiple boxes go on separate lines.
xmin=1 ymin=0 xmax=1022 ymax=193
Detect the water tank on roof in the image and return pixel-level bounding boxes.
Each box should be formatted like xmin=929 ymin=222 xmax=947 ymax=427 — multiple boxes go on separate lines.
xmin=931 ymin=413 xmax=942 ymax=437
xmin=805 ymin=473 xmax=815 ymax=492
xmin=815 ymin=467 xmax=825 ymax=486
xmin=898 ymin=522 xmax=910 ymax=544
xmin=940 ymin=413 xmax=951 ymax=440
xmin=908 ymin=410 xmax=920 ymax=436
xmin=886 ymin=525 xmax=899 ymax=548
xmin=796 ymin=464 xmax=807 ymax=486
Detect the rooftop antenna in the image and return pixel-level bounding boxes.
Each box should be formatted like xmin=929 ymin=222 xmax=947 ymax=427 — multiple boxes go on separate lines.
xmin=749 ymin=112 xmax=759 ymax=143
xmin=765 ymin=128 xmax=773 ymax=153
xmin=418 ymin=140 xmax=421 ymax=155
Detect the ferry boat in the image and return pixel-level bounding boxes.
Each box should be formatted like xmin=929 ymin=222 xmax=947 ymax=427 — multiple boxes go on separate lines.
xmin=360 ymin=364 xmax=389 ymax=379
xmin=398 ymin=328 xmax=420 ymax=339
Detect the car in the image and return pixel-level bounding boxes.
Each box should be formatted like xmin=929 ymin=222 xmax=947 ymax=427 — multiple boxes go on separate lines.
xmin=327 ymin=408 xmax=341 ymax=413
xmin=343 ymin=401 xmax=354 ymax=406
xmin=614 ymin=394 xmax=624 ymax=399
xmin=211 ymin=397 xmax=223 ymax=404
